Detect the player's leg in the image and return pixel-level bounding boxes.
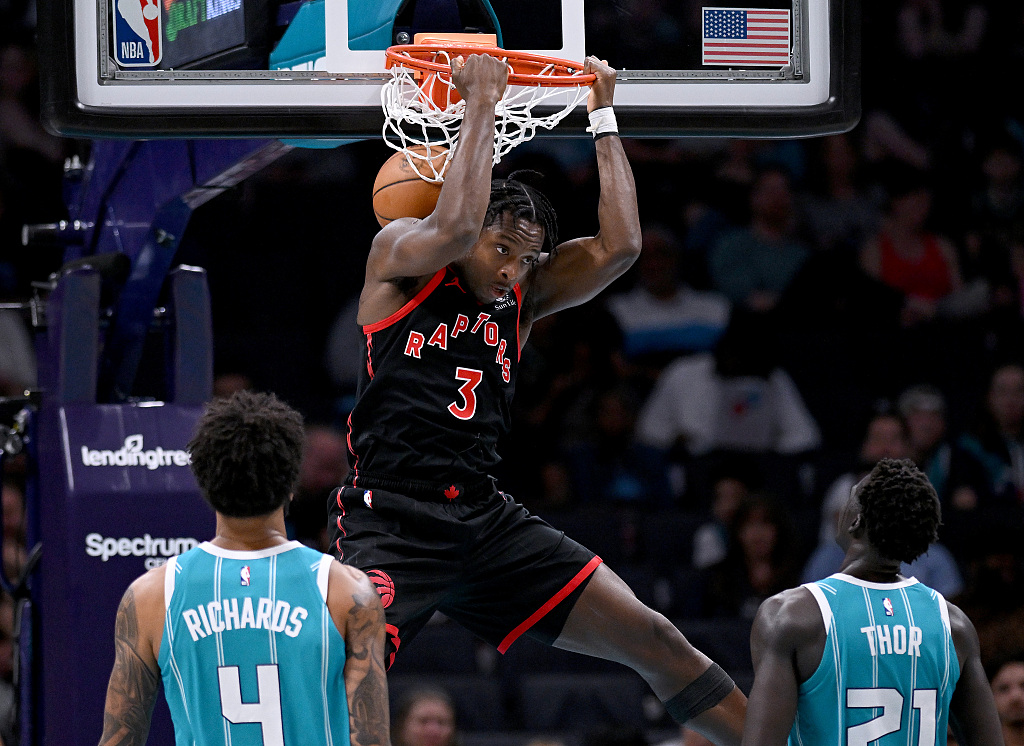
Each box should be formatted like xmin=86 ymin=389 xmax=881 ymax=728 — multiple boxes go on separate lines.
xmin=553 ymin=564 xmax=746 ymax=746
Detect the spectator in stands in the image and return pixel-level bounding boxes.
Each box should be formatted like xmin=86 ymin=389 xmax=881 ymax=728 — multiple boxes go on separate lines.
xmin=991 ymin=655 xmax=1024 ymax=746
xmin=801 ymin=411 xmax=967 ymax=599
xmin=959 ymin=362 xmax=1024 ymax=505
xmin=859 ymin=165 xmax=974 ymax=327
xmin=565 ymin=384 xmax=671 ymax=505
xmin=636 ymin=310 xmax=820 ymax=461
xmin=289 ymin=424 xmax=348 ymax=551
xmin=691 ymin=458 xmax=758 ymax=571
xmin=393 ymin=687 xmax=458 ymax=746
xmin=898 ymin=383 xmax=987 ymax=507
xmin=958 ymin=521 xmax=1024 ymax=668
xmin=950 ymin=362 xmax=1024 ymax=560
xmin=708 ymin=166 xmax=810 ymax=313
xmin=605 ymin=224 xmax=730 ymax=368
xmin=701 ymin=494 xmax=801 ymax=620
xmin=797 ymin=133 xmax=882 ymax=254
xmin=969 ymin=135 xmax=1024 ymax=255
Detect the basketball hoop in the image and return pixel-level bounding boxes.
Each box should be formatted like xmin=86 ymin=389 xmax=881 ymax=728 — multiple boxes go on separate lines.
xmin=382 ymin=44 xmax=596 ymax=172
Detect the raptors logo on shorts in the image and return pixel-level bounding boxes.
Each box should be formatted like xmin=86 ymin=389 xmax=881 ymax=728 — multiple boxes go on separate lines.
xmin=367 ymin=569 xmax=395 ymax=608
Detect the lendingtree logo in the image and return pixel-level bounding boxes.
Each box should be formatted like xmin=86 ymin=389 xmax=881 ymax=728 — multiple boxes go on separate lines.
xmin=81 ymin=434 xmax=190 ymax=470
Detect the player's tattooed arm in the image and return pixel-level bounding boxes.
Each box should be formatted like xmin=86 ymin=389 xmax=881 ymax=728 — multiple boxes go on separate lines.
xmin=333 ymin=564 xmax=391 ymax=746
xmin=98 ymin=584 xmax=160 ymax=746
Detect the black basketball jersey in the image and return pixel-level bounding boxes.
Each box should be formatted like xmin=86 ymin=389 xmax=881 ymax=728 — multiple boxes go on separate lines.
xmin=347 ymin=266 xmax=522 ymax=490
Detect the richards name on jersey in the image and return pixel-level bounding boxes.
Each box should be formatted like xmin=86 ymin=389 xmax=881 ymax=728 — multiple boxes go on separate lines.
xmin=181 ymin=596 xmax=308 ymax=641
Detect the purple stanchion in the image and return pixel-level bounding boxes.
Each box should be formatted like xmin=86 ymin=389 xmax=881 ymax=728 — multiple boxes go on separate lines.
xmin=30 ymin=263 xmax=215 ymax=745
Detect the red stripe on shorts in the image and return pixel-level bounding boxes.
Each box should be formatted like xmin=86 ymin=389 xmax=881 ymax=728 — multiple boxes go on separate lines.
xmin=496 ymin=555 xmax=603 ymax=654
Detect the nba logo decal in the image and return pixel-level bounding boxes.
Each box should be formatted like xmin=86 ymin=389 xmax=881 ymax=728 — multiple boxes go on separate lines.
xmin=883 ymin=598 xmax=894 ymax=617
xmin=367 ymin=569 xmax=395 ymax=608
xmin=113 ymin=0 xmax=162 ymax=66
xmin=240 ymin=566 xmax=251 ymax=586
xmin=363 ymin=490 xmax=373 ymax=508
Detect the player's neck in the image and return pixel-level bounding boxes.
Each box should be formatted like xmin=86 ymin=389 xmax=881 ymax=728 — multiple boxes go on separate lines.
xmin=212 ymin=511 xmax=290 ymax=551
xmin=838 ymin=544 xmax=903 ymax=584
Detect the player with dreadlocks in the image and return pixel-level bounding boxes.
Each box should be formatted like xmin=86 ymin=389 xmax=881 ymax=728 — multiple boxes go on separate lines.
xmin=330 ymin=52 xmax=747 ymax=746
xmin=743 ymin=458 xmax=1003 ymax=746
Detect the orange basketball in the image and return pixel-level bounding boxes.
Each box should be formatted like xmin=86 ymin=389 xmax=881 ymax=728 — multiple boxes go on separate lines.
xmin=372 ymin=145 xmax=449 ymax=227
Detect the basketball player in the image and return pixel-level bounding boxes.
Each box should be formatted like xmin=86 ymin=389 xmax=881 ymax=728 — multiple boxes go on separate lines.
xmin=98 ymin=391 xmax=390 ymax=746
xmin=329 ymin=52 xmax=745 ymax=745
xmin=742 ymin=458 xmax=1003 ymax=746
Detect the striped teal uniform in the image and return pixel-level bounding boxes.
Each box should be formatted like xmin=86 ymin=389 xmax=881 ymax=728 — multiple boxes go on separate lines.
xmin=791 ymin=573 xmax=960 ymax=746
xmin=158 ymin=541 xmax=349 ymax=746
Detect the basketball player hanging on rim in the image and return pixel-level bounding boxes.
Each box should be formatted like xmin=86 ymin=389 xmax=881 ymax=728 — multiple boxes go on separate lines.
xmin=329 ymin=52 xmax=746 ymax=744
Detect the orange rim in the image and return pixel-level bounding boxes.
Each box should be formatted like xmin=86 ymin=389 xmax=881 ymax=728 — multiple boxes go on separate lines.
xmin=384 ymin=45 xmax=596 ymax=87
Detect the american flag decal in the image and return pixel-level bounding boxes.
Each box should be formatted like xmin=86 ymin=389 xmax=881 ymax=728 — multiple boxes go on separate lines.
xmin=702 ymin=7 xmax=791 ymax=67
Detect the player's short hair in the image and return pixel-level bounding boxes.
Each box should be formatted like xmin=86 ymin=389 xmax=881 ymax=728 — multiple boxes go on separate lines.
xmin=486 ymin=170 xmax=559 ymax=256
xmin=187 ymin=390 xmax=305 ymax=518
xmin=858 ymin=458 xmax=940 ymax=564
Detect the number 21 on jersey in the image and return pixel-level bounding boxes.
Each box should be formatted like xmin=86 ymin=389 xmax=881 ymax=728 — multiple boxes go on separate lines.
xmin=847 ymin=687 xmax=937 ymax=746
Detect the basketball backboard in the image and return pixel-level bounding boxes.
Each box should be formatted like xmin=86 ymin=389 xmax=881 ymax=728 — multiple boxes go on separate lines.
xmin=39 ymin=0 xmax=859 ymax=139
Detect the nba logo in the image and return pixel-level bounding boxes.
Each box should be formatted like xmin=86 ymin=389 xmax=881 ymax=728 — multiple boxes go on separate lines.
xmin=883 ymin=598 xmax=894 ymax=617
xmin=113 ymin=0 xmax=162 ymax=66
xmin=240 ymin=566 xmax=251 ymax=586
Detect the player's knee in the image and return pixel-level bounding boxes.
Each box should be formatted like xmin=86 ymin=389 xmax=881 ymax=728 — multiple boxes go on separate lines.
xmin=643 ymin=609 xmax=694 ymax=662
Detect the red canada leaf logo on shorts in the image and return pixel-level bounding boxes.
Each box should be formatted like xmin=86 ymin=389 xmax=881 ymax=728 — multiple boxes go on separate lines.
xmin=444 ymin=485 xmax=460 ymax=500
xmin=367 ymin=569 xmax=396 ymax=608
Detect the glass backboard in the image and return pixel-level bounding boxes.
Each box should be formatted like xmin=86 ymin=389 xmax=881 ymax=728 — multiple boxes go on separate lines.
xmin=39 ymin=0 xmax=860 ymax=138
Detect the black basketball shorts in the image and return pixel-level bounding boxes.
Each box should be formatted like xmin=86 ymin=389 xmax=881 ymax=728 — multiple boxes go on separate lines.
xmin=327 ymin=483 xmax=601 ymax=668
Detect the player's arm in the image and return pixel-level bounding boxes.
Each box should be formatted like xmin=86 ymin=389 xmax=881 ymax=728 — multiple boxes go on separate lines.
xmin=365 ymin=54 xmax=508 ymax=286
xmin=946 ymin=601 xmax=1004 ymax=746
xmin=527 ymin=57 xmax=641 ymax=320
xmin=327 ymin=562 xmax=391 ymax=746
xmin=98 ymin=567 xmax=165 ymax=746
xmin=741 ymin=589 xmax=821 ymax=746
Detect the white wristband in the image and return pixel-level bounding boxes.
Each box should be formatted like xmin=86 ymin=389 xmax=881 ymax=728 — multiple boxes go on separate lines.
xmin=587 ymin=106 xmax=618 ymax=138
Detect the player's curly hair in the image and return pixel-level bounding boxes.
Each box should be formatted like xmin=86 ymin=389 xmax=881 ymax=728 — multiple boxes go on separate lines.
xmin=858 ymin=458 xmax=940 ymax=564
xmin=187 ymin=390 xmax=305 ymax=518
xmin=486 ymin=170 xmax=559 ymax=256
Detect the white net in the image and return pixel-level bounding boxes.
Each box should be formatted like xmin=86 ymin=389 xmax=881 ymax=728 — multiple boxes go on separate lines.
xmin=381 ymin=49 xmax=590 ymax=174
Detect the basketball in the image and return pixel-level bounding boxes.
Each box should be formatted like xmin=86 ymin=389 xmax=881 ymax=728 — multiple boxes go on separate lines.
xmin=372 ymin=146 xmax=449 ymax=227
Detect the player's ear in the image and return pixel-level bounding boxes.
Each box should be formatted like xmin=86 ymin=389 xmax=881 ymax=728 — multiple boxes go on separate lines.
xmin=848 ymin=513 xmax=864 ymax=537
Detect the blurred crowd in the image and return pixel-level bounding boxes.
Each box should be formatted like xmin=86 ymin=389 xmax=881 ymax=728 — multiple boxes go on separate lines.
xmin=3 ymin=0 xmax=1024 ymax=736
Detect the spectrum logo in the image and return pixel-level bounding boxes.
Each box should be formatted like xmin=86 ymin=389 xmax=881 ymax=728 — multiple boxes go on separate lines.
xmin=113 ymin=0 xmax=162 ymax=66
xmin=81 ymin=435 xmax=190 ymax=470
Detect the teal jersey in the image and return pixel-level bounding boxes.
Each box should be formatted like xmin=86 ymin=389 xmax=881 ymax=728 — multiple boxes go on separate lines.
xmin=158 ymin=541 xmax=349 ymax=746
xmin=790 ymin=573 xmax=960 ymax=746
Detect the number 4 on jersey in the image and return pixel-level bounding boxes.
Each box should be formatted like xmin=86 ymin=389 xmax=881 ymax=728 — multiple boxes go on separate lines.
xmin=218 ymin=664 xmax=284 ymax=745
xmin=448 ymin=367 xmax=483 ymax=420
